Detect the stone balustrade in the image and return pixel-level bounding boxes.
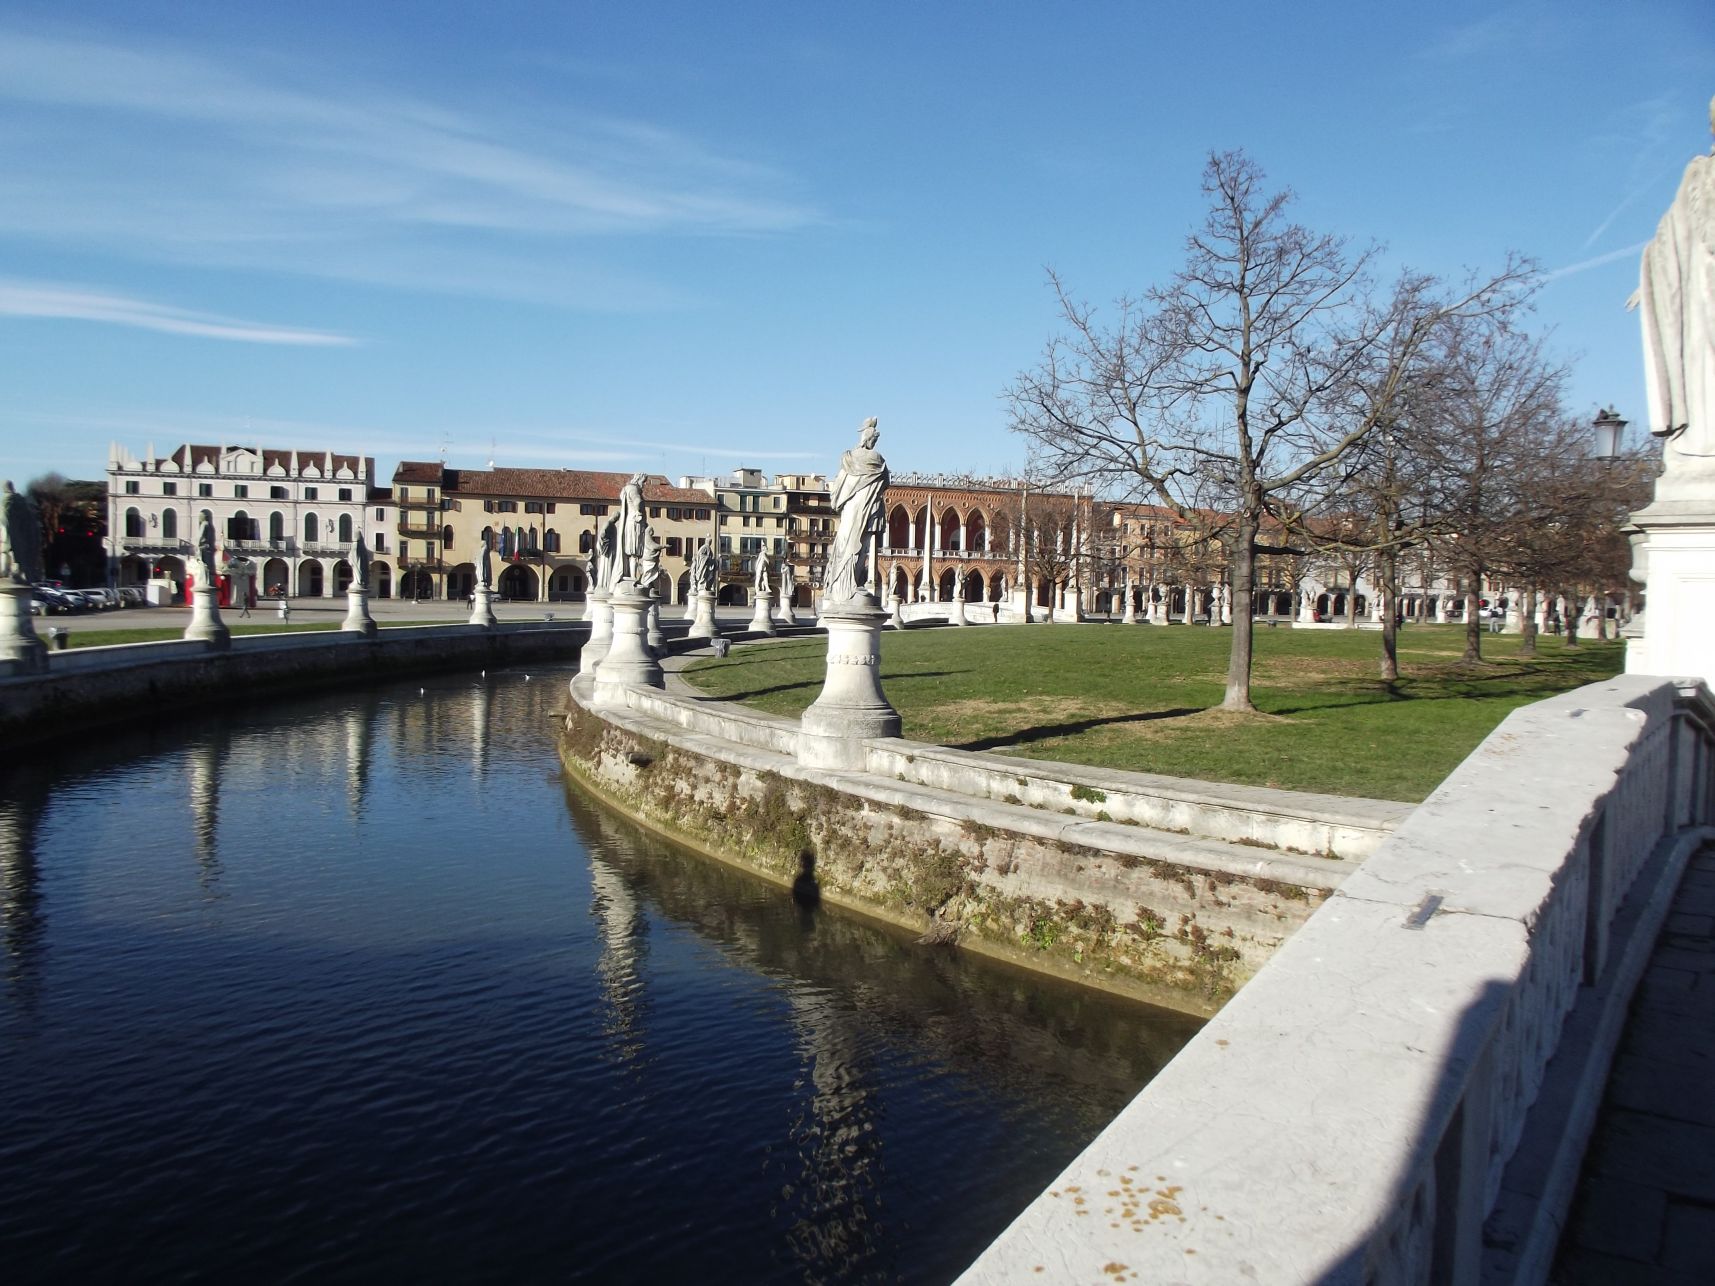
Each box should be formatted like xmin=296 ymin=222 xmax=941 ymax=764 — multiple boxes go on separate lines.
xmin=958 ymin=673 xmax=1715 ymax=1286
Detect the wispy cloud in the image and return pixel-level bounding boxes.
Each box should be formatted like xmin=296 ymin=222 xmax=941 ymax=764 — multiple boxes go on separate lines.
xmin=1541 ymin=241 xmax=1648 ymax=284
xmin=0 ymin=280 xmax=356 ymax=344
xmin=0 ymin=25 xmax=821 ymax=304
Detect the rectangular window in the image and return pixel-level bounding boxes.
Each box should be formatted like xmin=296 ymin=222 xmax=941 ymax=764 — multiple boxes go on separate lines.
xmin=545 ymin=503 xmax=556 ymax=514
xmin=696 ymin=508 xmax=711 ymax=521
xmin=162 ymin=482 xmax=177 ymax=496
xmin=375 ymin=507 xmax=385 ymax=520
xmin=525 ymin=501 xmax=546 ymax=514
xmin=649 ymin=506 xmax=660 ymax=518
xmin=495 ymin=500 xmax=518 ymax=513
xmin=234 ymin=484 xmax=249 ymax=499
xmin=338 ymin=488 xmax=352 ymax=501
xmin=195 ymin=483 xmax=211 ymax=497
xmin=304 ymin=487 xmax=318 ymax=500
xmin=666 ymin=537 xmax=683 ymax=557
xmin=272 ymin=486 xmax=290 ymax=500
xmin=578 ymin=503 xmax=610 ymax=516
xmin=374 ymin=534 xmax=387 ymax=552
xmin=426 ymin=489 xmax=436 ymax=503
xmin=666 ymin=507 xmax=681 ymax=521
xmin=124 ymin=480 xmax=140 ymax=495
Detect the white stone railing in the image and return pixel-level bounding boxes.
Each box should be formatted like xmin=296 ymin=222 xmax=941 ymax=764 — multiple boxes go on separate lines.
xmin=958 ymin=673 xmax=1715 ymax=1286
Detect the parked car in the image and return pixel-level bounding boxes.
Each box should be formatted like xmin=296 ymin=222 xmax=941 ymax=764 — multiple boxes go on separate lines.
xmin=32 ymin=586 xmax=75 ymax=613
xmin=119 ymin=586 xmax=145 ymax=606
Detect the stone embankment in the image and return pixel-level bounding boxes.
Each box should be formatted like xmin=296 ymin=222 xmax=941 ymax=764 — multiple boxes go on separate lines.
xmin=0 ymin=621 xmax=588 ymax=753
xmin=560 ymin=643 xmax=1409 ymax=1015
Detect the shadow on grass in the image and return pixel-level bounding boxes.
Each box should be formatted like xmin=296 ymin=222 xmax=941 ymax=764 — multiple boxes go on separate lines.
xmin=948 ymin=707 xmax=1204 ymax=753
xmin=711 ymin=669 xmax=962 ymax=703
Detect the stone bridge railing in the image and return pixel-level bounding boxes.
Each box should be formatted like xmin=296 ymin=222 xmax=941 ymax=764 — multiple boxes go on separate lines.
xmin=958 ymin=673 xmax=1715 ymax=1285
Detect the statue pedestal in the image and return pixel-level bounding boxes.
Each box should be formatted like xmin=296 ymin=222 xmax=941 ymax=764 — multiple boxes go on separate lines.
xmin=645 ymin=600 xmax=664 ymax=651
xmin=592 ymin=583 xmax=663 ymax=704
xmin=686 ymin=590 xmax=719 ymax=642
xmin=1624 ymin=499 xmax=1715 ymax=685
xmin=775 ymin=592 xmax=797 ymax=627
xmin=343 ymin=587 xmax=378 ymax=635
xmin=887 ymin=594 xmax=906 ymax=630
xmin=747 ymin=593 xmax=777 ymax=635
xmin=468 ymin=585 xmax=497 ymax=629
xmin=798 ymin=593 xmax=900 ymax=770
xmin=184 ymin=584 xmax=230 ymax=649
xmin=0 ymin=582 xmax=47 ymax=675
xmin=579 ymin=589 xmax=614 ymax=676
xmin=951 ymin=596 xmax=968 ymax=625
xmin=1121 ymin=594 xmax=1136 ymax=624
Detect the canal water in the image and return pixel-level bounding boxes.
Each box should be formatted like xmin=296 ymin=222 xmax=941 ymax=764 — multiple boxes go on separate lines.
xmin=0 ymin=666 xmax=1199 ymax=1284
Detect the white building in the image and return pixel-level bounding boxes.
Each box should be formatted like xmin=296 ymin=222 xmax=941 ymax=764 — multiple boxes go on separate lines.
xmin=107 ymin=443 xmax=392 ymax=601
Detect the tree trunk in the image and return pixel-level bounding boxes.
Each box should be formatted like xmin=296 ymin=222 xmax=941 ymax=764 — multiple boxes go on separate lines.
xmin=1519 ymin=588 xmax=1538 ymax=658
xmin=1222 ymin=520 xmax=1258 ymax=713
xmin=1378 ymin=547 xmax=1399 ymax=684
xmin=1462 ymin=580 xmax=1483 ymax=662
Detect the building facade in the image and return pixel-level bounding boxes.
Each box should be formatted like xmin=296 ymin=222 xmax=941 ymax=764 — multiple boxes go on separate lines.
xmin=107 ymin=443 xmax=388 ymax=601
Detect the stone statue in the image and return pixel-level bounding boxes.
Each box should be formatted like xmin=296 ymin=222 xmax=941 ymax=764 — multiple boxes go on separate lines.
xmin=616 ymin=472 xmax=648 ymax=582
xmin=594 ymin=515 xmax=618 ymax=589
xmin=196 ymin=510 xmax=219 ymax=585
xmin=691 ymin=540 xmax=717 ymax=593
xmin=780 ymin=560 xmax=796 ymax=606
xmin=1632 ymin=96 xmax=1715 ymax=483
xmin=952 ymin=566 xmax=965 ymax=600
xmin=351 ymin=533 xmax=371 ymax=585
xmin=754 ymin=552 xmax=771 ymax=597
xmin=478 ymin=529 xmax=494 ymax=590
xmin=0 ymin=481 xmax=44 ymax=585
xmin=824 ymin=417 xmax=889 ymax=602
xmin=636 ymin=525 xmax=664 ymax=594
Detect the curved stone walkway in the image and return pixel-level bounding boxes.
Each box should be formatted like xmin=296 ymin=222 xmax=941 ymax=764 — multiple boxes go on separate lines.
xmin=1552 ymin=845 xmax=1715 ymax=1284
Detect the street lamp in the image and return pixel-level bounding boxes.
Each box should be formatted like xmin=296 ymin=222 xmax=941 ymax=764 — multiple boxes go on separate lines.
xmin=1592 ymin=407 xmax=1628 ymax=461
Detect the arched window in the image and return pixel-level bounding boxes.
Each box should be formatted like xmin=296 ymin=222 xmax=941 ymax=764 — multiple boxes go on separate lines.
xmin=303 ymin=512 xmax=319 ymax=544
xmin=269 ymin=511 xmax=285 ymax=541
xmin=579 ymin=529 xmax=593 ymax=553
xmin=228 ymin=509 xmax=253 ymax=541
xmin=125 ymin=507 xmax=143 ymax=538
xmin=544 ymin=529 xmax=560 ymax=553
xmin=442 ymin=524 xmax=454 ymax=548
xmin=161 ymin=508 xmax=177 ymax=539
xmin=338 ymin=513 xmax=353 ymax=543
xmin=481 ymin=525 xmax=493 ymax=551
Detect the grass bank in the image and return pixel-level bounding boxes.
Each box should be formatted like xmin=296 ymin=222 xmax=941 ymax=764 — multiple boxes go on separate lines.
xmin=682 ymin=623 xmax=1625 ymax=802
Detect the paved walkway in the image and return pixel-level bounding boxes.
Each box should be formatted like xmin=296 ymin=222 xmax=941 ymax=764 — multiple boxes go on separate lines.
xmin=1552 ymin=845 xmax=1715 ymax=1284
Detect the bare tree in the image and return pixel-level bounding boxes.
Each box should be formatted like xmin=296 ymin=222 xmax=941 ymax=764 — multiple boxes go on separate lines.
xmin=1009 ymin=150 xmax=1529 ymax=711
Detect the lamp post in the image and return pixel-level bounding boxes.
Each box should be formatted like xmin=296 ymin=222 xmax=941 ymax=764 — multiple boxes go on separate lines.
xmin=1592 ymin=407 xmax=1628 ymax=462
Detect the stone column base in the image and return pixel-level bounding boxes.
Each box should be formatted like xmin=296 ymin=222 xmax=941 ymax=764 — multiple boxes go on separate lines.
xmin=468 ymin=585 xmax=497 ymax=628
xmin=951 ymin=598 xmax=967 ymax=625
xmin=578 ymin=589 xmax=614 ymax=676
xmin=645 ymin=600 xmax=664 ymax=651
xmin=1624 ymin=500 xmax=1715 ymax=686
xmin=686 ymin=590 xmax=719 ymax=642
xmin=184 ymin=585 xmax=231 ymax=648
xmin=593 ymin=584 xmax=663 ymax=703
xmin=345 ymin=588 xmax=378 ymax=635
xmin=747 ymin=596 xmax=777 ymax=635
xmin=798 ymin=593 xmax=900 ymax=770
xmin=0 ymin=582 xmax=47 ymax=675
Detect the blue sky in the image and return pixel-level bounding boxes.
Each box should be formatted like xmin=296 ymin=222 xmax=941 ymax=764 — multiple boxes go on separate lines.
xmin=0 ymin=1 xmax=1709 ymax=486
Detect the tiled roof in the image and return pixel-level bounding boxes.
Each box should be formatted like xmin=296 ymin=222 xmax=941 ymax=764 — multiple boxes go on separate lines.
xmin=393 ymin=460 xmax=446 ymax=485
xmin=446 ymin=467 xmax=709 ymax=504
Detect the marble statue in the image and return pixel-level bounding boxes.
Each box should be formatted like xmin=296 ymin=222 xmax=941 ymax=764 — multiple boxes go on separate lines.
xmin=1632 ymin=96 xmax=1715 ymax=475
xmin=478 ymin=529 xmax=494 ymax=589
xmin=595 ymin=515 xmax=618 ymax=589
xmin=824 ymin=417 xmax=889 ymax=602
xmin=636 ymin=525 xmax=664 ymax=594
xmin=352 ymin=533 xmax=371 ymax=585
xmin=0 ymin=481 xmax=44 ymax=585
xmin=196 ymin=510 xmax=219 ymax=584
xmin=616 ymin=472 xmax=648 ymax=582
xmin=691 ymin=540 xmax=717 ymax=593
xmin=754 ymin=552 xmax=771 ymax=597
xmin=780 ymin=560 xmax=796 ymax=607
xmin=952 ymin=566 xmax=965 ymax=600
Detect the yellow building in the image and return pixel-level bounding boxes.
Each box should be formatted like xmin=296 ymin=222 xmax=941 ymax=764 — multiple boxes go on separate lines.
xmin=391 ymin=463 xmax=714 ymax=603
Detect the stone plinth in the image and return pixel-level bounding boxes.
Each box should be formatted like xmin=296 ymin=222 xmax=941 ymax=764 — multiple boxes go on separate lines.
xmin=0 ymin=582 xmax=47 ymax=675
xmin=798 ymin=592 xmax=900 ymax=770
xmin=951 ymin=596 xmax=967 ymax=626
xmin=747 ymin=593 xmax=777 ymax=636
xmin=775 ymin=590 xmax=797 ymax=627
xmin=578 ymin=588 xmax=613 ymax=676
xmin=887 ymin=594 xmax=905 ymax=630
xmin=592 ymin=582 xmax=662 ymax=704
xmin=468 ymin=585 xmax=497 ymax=629
xmin=183 ymin=584 xmax=231 ymax=649
xmin=1625 ymin=499 xmax=1715 ymax=686
xmin=686 ymin=590 xmax=718 ymax=642
xmin=343 ymin=587 xmax=378 ymax=635
xmin=645 ymin=600 xmax=664 ymax=651
xmin=1121 ymin=593 xmax=1136 ymax=624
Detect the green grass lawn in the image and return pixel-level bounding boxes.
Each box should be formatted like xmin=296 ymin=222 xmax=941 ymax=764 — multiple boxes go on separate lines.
xmin=682 ymin=623 xmax=1625 ymax=802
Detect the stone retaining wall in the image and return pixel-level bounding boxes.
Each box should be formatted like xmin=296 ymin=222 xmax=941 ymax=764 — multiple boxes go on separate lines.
xmin=562 ymin=663 xmax=1404 ymax=1014
xmin=0 ymin=621 xmax=589 ymax=754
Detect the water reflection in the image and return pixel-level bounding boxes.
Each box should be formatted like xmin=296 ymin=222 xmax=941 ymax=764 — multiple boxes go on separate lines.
xmin=0 ymin=669 xmax=1199 ymax=1285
